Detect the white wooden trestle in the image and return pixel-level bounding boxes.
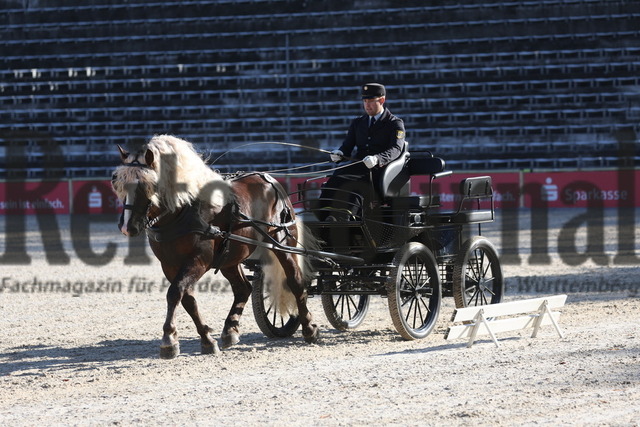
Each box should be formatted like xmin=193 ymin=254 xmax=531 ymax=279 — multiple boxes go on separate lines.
xmin=445 ymin=295 xmax=567 ymax=348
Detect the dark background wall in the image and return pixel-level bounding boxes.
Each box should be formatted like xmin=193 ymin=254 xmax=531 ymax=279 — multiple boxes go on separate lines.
xmin=1 ymin=0 xmax=638 ymax=178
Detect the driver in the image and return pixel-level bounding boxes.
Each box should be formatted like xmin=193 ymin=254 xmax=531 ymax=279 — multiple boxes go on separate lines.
xmin=318 ymin=83 xmax=406 ymax=220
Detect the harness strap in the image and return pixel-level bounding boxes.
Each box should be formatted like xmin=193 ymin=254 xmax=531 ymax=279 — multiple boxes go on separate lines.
xmin=225 ymin=171 xmax=297 ymax=235
xmin=209 ymin=201 xmax=239 ymax=273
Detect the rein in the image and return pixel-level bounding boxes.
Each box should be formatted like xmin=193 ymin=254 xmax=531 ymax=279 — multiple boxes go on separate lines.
xmin=117 ymin=144 xmax=363 ymax=234
xmin=210 ymin=141 xmax=363 ymax=177
xmin=266 ymin=160 xmax=364 ymax=177
xmin=210 ymin=141 xmax=332 ymax=164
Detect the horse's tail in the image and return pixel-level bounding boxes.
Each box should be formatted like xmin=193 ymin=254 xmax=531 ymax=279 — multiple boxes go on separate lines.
xmin=297 ymin=221 xmax=321 ymax=284
xmin=260 ymin=221 xmax=319 ymax=316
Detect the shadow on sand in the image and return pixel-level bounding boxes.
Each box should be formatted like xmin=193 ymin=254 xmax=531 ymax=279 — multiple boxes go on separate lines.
xmin=0 ymin=339 xmax=159 ymax=375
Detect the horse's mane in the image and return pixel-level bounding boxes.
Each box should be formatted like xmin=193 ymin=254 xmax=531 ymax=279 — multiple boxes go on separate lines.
xmin=113 ymin=134 xmax=230 ymax=212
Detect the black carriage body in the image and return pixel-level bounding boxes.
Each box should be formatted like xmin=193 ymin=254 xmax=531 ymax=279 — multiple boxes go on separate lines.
xmin=304 ymin=215 xmax=465 ymax=297
xmin=249 ymin=151 xmax=504 ymax=340
xmin=294 ymin=153 xmax=496 ymax=298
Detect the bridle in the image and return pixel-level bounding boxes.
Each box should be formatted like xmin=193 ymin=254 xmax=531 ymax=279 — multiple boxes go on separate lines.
xmin=121 ymin=200 xmax=167 ymax=230
xmin=119 ymin=161 xmax=167 ymax=230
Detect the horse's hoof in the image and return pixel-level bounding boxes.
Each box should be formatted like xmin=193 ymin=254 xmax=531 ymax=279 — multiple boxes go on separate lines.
xmin=303 ymin=324 xmax=320 ymax=344
xmin=160 ymin=344 xmax=180 ymax=359
xmin=221 ymin=331 xmax=240 ymax=349
xmin=202 ymin=340 xmax=221 ymax=356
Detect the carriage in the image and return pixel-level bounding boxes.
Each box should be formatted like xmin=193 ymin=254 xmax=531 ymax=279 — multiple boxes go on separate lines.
xmin=113 ymin=135 xmax=504 ymax=357
xmin=247 ymin=147 xmax=505 ymax=341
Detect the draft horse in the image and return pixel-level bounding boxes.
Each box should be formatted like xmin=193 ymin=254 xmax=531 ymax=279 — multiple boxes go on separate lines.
xmin=111 ymin=134 xmax=318 ymax=358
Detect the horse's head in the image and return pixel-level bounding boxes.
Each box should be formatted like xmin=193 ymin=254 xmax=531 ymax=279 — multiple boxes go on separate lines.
xmin=111 ymin=135 xmax=232 ymax=236
xmin=111 ymin=145 xmax=160 ymax=237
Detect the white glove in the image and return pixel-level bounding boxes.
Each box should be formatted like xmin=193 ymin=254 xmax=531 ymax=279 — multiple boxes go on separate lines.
xmin=330 ymin=150 xmax=344 ymax=163
xmin=363 ymin=155 xmax=378 ymax=169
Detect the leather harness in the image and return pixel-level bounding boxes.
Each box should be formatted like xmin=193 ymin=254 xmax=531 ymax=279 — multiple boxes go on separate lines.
xmin=144 ymin=172 xmax=296 ymax=271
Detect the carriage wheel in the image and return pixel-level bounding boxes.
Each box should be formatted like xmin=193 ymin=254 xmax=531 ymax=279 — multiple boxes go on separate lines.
xmin=387 ymin=242 xmax=441 ymax=340
xmin=452 ymin=236 xmax=504 ymax=308
xmin=321 ymin=293 xmax=370 ymax=331
xmin=251 ymin=270 xmax=301 ymax=338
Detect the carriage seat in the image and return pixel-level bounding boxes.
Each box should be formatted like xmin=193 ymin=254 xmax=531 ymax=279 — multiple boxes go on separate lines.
xmin=434 ymin=176 xmax=495 ymax=224
xmin=379 ymin=142 xmax=411 ymax=198
xmin=379 ymin=148 xmax=447 ymax=209
xmin=379 ymin=144 xmax=447 ymax=198
xmin=407 ymin=156 xmax=446 ymax=176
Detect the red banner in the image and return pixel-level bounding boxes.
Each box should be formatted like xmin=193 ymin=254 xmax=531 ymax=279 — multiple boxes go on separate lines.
xmin=284 ymin=170 xmax=639 ymax=209
xmin=0 ymin=180 xmax=69 ymax=214
xmin=1 ymin=170 xmax=638 ymax=215
xmin=524 ymin=170 xmax=639 ymax=208
xmin=410 ymin=172 xmax=520 ymax=209
xmin=71 ymin=180 xmax=122 ymax=214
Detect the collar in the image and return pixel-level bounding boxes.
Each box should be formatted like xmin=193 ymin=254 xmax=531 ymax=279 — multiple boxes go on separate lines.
xmin=370 ymin=110 xmax=383 ymax=121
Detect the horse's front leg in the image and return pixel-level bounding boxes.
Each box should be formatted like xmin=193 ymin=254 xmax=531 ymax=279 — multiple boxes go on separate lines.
xmin=219 ymin=265 xmax=253 ymax=349
xmin=161 ymin=261 xmax=217 ymax=358
xmin=161 ymin=281 xmax=183 ymax=359
xmin=181 ymin=287 xmax=220 ymax=356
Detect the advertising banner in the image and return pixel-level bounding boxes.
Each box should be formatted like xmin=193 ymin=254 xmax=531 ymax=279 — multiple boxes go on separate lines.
xmin=71 ymin=180 xmax=122 ymax=214
xmin=410 ymin=172 xmax=520 ymax=209
xmin=1 ymin=170 xmax=638 ymax=215
xmin=524 ymin=170 xmax=638 ymax=208
xmin=0 ymin=180 xmax=69 ymax=214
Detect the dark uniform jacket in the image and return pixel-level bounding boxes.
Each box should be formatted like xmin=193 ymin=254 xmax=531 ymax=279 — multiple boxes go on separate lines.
xmin=338 ymin=107 xmax=406 ymax=167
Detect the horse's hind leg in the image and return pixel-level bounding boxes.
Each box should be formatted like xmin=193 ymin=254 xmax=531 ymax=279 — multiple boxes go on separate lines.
xmin=274 ymin=251 xmax=319 ymax=344
xmin=219 ymin=265 xmax=252 ymax=349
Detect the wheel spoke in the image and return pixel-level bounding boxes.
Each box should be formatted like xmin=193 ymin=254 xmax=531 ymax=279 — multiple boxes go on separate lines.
xmin=336 ymin=295 xmax=347 ymax=319
xmin=401 ymin=256 xmax=433 ymax=329
xmin=415 ymin=295 xmax=430 ymax=328
xmin=403 ymin=297 xmax=416 ymax=322
xmin=348 ymin=295 xmax=359 ymax=317
xmin=477 ymin=250 xmax=485 ymax=279
xmin=343 ymin=295 xmax=352 ymax=319
xmin=341 ymin=295 xmax=354 ymax=320
xmin=483 ymin=290 xmax=491 ymax=305
xmin=413 ymin=297 xmax=421 ymax=328
xmin=265 ymin=297 xmax=274 ymax=317
xmin=471 ymin=288 xmax=481 ymax=306
xmin=484 ymin=277 xmax=496 ymax=295
xmin=468 ymin=252 xmax=480 ymax=281
xmin=414 ymin=257 xmax=425 ymax=285
xmin=482 ymin=256 xmax=492 ymax=278
xmin=389 ymin=243 xmax=441 ymax=340
xmin=265 ymin=295 xmax=285 ymax=328
xmin=401 ymin=273 xmax=416 ymax=292
xmin=323 ymin=291 xmax=370 ymax=331
xmin=418 ymin=294 xmax=431 ymax=314
xmin=334 ymin=294 xmax=342 ymax=311
xmin=453 ymin=238 xmax=503 ymax=310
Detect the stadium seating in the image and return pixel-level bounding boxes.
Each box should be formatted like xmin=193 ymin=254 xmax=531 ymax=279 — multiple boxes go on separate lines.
xmin=1 ymin=0 xmax=639 ymax=178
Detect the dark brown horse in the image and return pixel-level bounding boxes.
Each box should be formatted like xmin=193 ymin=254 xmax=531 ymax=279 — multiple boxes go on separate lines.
xmin=111 ymin=134 xmax=318 ymax=358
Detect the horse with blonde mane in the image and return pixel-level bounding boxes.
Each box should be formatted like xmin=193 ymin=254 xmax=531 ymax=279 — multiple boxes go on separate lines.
xmin=111 ymin=134 xmax=319 ymax=358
